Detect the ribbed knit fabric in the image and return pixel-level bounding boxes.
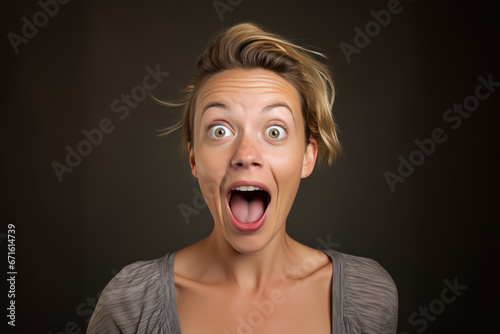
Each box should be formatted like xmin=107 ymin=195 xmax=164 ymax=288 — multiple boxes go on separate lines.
xmin=87 ymin=250 xmax=398 ymax=333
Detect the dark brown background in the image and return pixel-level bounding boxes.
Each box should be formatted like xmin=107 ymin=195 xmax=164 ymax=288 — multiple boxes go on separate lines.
xmin=2 ymin=0 xmax=499 ymax=333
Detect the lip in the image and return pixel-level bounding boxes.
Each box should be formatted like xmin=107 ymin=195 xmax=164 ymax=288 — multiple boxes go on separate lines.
xmin=226 ymin=181 xmax=271 ymax=232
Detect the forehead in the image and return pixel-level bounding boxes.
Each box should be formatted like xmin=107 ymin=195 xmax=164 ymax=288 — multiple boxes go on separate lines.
xmin=195 ymin=69 xmax=301 ymax=111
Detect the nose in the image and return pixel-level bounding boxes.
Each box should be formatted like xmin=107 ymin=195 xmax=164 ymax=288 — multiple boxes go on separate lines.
xmin=230 ymin=134 xmax=263 ymax=169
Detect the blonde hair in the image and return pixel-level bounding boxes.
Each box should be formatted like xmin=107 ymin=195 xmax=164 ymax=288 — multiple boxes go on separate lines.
xmin=160 ymin=22 xmax=341 ymax=166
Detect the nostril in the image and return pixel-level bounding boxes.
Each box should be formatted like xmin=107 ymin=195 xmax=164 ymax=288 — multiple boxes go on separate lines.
xmin=231 ymin=144 xmax=263 ymax=167
xmin=232 ymin=161 xmax=261 ymax=168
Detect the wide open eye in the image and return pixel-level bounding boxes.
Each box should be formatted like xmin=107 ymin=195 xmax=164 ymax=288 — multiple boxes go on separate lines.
xmin=208 ymin=125 xmax=233 ymax=139
xmin=265 ymin=125 xmax=286 ymax=140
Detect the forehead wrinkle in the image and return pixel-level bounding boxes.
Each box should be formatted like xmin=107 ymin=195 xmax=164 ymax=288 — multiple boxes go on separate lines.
xmin=199 ymin=71 xmax=299 ymax=97
xmin=200 ymin=79 xmax=296 ymax=98
xmin=196 ymin=69 xmax=301 ymax=120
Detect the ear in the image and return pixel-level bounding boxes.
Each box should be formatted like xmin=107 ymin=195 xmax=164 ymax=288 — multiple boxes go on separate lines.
xmin=301 ymin=137 xmax=318 ymax=178
xmin=188 ymin=142 xmax=197 ymax=178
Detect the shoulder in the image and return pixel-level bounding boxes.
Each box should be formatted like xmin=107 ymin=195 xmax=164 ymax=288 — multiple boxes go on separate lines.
xmin=87 ymin=253 xmax=174 ymax=334
xmin=324 ymin=250 xmax=398 ymax=334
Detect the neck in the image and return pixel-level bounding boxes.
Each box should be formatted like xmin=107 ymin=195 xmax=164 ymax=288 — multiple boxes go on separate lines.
xmin=199 ymin=228 xmax=307 ymax=292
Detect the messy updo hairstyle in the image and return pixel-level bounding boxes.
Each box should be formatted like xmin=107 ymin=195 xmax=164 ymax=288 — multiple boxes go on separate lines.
xmin=160 ymin=22 xmax=341 ymax=166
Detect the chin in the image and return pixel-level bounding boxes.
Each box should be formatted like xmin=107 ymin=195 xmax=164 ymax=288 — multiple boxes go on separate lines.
xmin=225 ymin=234 xmax=274 ymax=255
xmin=219 ymin=214 xmax=286 ymax=255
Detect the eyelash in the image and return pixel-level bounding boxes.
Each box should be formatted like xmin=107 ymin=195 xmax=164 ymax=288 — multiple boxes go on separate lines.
xmin=265 ymin=122 xmax=287 ymax=140
xmin=207 ymin=121 xmax=234 ymax=139
xmin=267 ymin=121 xmax=288 ymax=131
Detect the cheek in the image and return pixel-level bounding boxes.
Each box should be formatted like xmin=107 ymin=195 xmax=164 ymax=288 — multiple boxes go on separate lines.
xmin=268 ymin=145 xmax=305 ymax=189
xmin=272 ymin=135 xmax=306 ymax=168
xmin=193 ymin=146 xmax=228 ymax=203
xmin=269 ymin=153 xmax=303 ymax=223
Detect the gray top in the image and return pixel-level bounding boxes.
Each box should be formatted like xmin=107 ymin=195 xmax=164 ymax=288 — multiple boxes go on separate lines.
xmin=87 ymin=250 xmax=398 ymax=333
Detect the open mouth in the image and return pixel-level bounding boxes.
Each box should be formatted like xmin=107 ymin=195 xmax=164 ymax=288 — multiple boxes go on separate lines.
xmin=227 ymin=185 xmax=270 ymax=231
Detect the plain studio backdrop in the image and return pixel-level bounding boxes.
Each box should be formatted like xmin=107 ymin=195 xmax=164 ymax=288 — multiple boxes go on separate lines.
xmin=1 ymin=0 xmax=499 ymax=333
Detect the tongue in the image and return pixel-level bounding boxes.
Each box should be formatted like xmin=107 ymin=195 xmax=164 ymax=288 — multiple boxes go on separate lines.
xmin=230 ymin=192 xmax=266 ymax=224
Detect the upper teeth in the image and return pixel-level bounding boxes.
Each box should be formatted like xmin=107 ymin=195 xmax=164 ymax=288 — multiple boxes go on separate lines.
xmin=232 ymin=186 xmax=262 ymax=191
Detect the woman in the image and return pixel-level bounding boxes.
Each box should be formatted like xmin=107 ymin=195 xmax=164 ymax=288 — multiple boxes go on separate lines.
xmin=88 ymin=23 xmax=398 ymax=334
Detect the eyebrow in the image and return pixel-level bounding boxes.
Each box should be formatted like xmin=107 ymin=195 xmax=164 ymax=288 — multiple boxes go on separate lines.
xmin=262 ymin=102 xmax=293 ymax=118
xmin=201 ymin=102 xmax=294 ymax=119
xmin=202 ymin=102 xmax=228 ymax=114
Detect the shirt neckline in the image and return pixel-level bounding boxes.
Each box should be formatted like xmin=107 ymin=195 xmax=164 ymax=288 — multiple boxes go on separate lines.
xmin=164 ymin=249 xmax=342 ymax=334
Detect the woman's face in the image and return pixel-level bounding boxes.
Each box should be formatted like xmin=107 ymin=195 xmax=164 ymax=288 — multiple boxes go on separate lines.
xmin=189 ymin=68 xmax=317 ymax=254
